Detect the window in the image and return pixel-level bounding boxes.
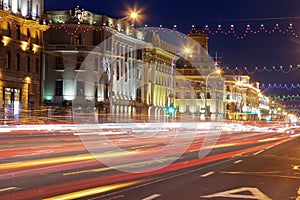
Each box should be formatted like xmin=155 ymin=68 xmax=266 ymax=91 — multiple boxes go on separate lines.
xmin=32 ymin=3 xmax=39 ymax=18
xmin=55 ymin=80 xmax=63 ymax=96
xmin=36 ymin=31 xmax=39 ymax=45
xmin=185 ymin=92 xmax=190 ymax=99
xmin=27 ymin=0 xmax=31 ymax=16
xmin=17 ymin=0 xmax=21 ymax=11
xmin=116 ymin=61 xmax=120 ymax=80
xmin=6 ymin=51 xmax=11 ymax=69
xmin=136 ymin=88 xmax=142 ymax=102
xmin=186 ymin=105 xmax=190 ymax=113
xmin=55 ymin=56 xmax=64 ymax=69
xmin=27 ymin=56 xmax=30 ymax=72
xmin=17 ymin=25 xmax=21 ymax=40
xmin=137 ymin=49 xmax=142 ymax=60
xmin=76 ymin=56 xmax=84 ymax=70
xmin=124 ymin=64 xmax=128 ymax=82
xmin=76 ymin=80 xmax=85 ymax=96
xmin=73 ymin=34 xmax=81 ymax=45
xmin=35 ymin=58 xmax=39 ymax=74
xmin=207 ymin=92 xmax=211 ymax=99
xmin=7 ymin=22 xmax=11 ymax=36
xmin=27 ymin=28 xmax=30 ymax=39
xmin=16 ymin=53 xmax=20 ymax=71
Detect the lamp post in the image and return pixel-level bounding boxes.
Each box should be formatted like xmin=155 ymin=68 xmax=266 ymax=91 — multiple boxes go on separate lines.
xmin=204 ymin=69 xmax=221 ymax=120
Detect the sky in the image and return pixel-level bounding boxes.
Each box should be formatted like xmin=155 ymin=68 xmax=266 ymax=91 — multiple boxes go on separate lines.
xmin=44 ymin=0 xmax=300 ymax=97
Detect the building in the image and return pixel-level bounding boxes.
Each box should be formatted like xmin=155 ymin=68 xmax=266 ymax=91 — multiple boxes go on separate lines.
xmin=174 ymin=27 xmax=225 ymax=121
xmin=143 ymin=30 xmax=177 ymax=121
xmin=43 ymin=7 xmax=179 ymax=122
xmin=0 ymin=0 xmax=48 ymax=120
xmin=224 ymin=75 xmax=262 ymax=120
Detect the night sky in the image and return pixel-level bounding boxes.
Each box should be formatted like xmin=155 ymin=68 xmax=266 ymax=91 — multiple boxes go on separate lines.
xmin=45 ymin=0 xmax=300 ymax=97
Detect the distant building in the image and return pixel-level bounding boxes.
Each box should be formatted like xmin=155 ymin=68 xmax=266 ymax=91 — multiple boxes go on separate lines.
xmin=224 ymin=75 xmax=261 ymax=120
xmin=174 ymin=27 xmax=225 ymax=120
xmin=0 ymin=0 xmax=48 ymax=119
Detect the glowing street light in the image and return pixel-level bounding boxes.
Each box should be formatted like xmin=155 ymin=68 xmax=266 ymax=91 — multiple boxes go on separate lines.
xmin=130 ymin=12 xmax=138 ymax=20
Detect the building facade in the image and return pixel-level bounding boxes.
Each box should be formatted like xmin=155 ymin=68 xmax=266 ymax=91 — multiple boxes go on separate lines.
xmin=174 ymin=27 xmax=225 ymax=121
xmin=0 ymin=0 xmax=48 ymax=120
xmin=43 ymin=7 xmax=179 ymax=122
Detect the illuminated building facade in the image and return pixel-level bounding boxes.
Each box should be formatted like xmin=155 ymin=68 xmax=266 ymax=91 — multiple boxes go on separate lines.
xmin=224 ymin=75 xmax=261 ymax=120
xmin=43 ymin=7 xmax=148 ymax=120
xmin=143 ymin=31 xmax=177 ymax=121
xmin=0 ymin=0 xmax=48 ymax=119
xmin=174 ymin=27 xmax=225 ymax=120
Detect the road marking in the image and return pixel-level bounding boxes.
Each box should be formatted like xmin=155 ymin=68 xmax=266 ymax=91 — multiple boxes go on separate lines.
xmin=234 ymin=160 xmax=243 ymax=164
xmin=200 ymin=171 xmax=215 ymax=177
xmin=200 ymin=187 xmax=271 ymax=199
xmin=253 ymin=150 xmax=264 ymax=155
xmin=221 ymin=170 xmax=300 ymax=179
xmin=142 ymin=194 xmax=161 ymax=200
xmin=297 ymin=186 xmax=300 ymax=200
xmin=0 ymin=187 xmax=21 ymax=193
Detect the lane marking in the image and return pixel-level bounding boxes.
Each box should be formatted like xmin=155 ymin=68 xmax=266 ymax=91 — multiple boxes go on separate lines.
xmin=253 ymin=150 xmax=264 ymax=155
xmin=200 ymin=171 xmax=215 ymax=177
xmin=0 ymin=187 xmax=21 ymax=193
xmin=142 ymin=194 xmax=161 ymax=200
xmin=221 ymin=171 xmax=300 ymax=179
xmin=297 ymin=186 xmax=300 ymax=200
xmin=200 ymin=187 xmax=271 ymax=199
xmin=234 ymin=160 xmax=243 ymax=164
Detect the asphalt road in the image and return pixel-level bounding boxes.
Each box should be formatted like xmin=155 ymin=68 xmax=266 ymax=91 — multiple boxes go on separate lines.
xmin=0 ymin=122 xmax=299 ymax=200
xmin=91 ymin=134 xmax=300 ymax=200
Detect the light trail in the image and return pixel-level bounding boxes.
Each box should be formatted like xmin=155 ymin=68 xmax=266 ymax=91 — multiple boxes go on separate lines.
xmin=0 ymin=150 xmax=140 ymax=171
xmin=43 ymin=180 xmax=144 ymax=200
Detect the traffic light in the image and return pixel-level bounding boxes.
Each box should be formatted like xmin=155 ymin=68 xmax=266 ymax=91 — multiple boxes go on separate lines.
xmin=167 ymin=104 xmax=176 ymax=115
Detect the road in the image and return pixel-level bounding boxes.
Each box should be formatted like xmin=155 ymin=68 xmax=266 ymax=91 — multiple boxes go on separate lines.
xmin=0 ymin=122 xmax=299 ymax=200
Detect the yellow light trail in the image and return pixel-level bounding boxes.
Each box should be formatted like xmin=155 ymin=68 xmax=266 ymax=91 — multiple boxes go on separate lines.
xmin=63 ymin=157 xmax=177 ymax=176
xmin=0 ymin=151 xmax=139 ymax=171
xmin=42 ymin=180 xmax=144 ymax=200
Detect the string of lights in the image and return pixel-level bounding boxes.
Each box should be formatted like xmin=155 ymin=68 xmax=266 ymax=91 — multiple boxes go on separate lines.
xmin=199 ymin=23 xmax=298 ymax=39
xmin=220 ymin=65 xmax=300 ymax=74
xmin=43 ymin=22 xmax=300 ymax=39
xmin=260 ymin=83 xmax=300 ymax=90
xmin=273 ymin=95 xmax=300 ymax=100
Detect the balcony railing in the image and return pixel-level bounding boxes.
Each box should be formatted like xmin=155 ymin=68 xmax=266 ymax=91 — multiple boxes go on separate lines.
xmin=46 ymin=44 xmax=96 ymax=52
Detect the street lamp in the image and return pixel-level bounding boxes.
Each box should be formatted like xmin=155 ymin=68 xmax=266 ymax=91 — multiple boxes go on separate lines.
xmin=119 ymin=10 xmax=140 ymax=25
xmin=204 ymin=68 xmax=221 ymax=120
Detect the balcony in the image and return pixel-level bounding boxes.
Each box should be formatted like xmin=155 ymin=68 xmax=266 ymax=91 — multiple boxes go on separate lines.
xmin=46 ymin=44 xmax=96 ymax=52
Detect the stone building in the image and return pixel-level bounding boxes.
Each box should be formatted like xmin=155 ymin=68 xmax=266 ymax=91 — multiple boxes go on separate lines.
xmin=0 ymin=0 xmax=48 ymax=119
xmin=224 ymin=75 xmax=261 ymax=120
xmin=43 ymin=7 xmax=177 ymax=122
xmin=174 ymin=27 xmax=225 ymax=121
